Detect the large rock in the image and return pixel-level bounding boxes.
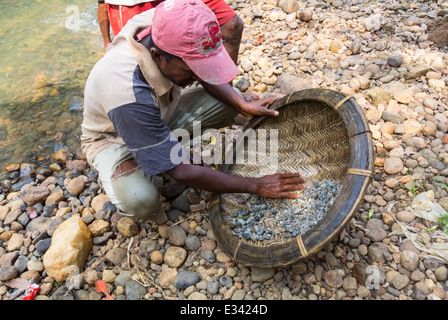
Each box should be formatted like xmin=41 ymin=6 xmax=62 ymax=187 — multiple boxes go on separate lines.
xmin=367 ymin=87 xmax=391 ymax=106
xmin=250 ymin=267 xmax=275 ymax=282
xmin=275 ymin=73 xmax=313 ymax=95
xmin=43 ymin=216 xmax=92 ymax=282
xmin=406 ymin=64 xmax=431 ymax=80
xmin=384 ymin=157 xmax=403 ymax=175
xmin=279 ymin=0 xmax=299 ymax=14
xmin=20 ymin=185 xmax=51 ymax=206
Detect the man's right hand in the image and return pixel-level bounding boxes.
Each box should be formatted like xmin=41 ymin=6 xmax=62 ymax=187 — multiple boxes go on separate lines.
xmin=251 ymin=172 xmax=306 ymax=199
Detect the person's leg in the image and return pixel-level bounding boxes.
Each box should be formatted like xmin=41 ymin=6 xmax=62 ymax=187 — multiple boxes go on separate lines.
xmin=106 ymin=4 xmax=123 ymax=36
xmin=166 ymin=87 xmax=238 ymax=134
xmin=97 ymin=0 xmax=111 ymax=48
xmin=92 ymin=143 xmax=166 ymax=223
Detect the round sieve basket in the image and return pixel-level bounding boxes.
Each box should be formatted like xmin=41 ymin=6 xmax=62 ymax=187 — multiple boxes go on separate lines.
xmin=208 ymin=89 xmax=374 ymax=268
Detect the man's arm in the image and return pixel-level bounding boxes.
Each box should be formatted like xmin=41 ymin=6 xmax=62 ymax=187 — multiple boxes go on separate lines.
xmin=98 ymin=0 xmax=112 ymax=48
xmin=167 ymin=163 xmax=305 ymax=199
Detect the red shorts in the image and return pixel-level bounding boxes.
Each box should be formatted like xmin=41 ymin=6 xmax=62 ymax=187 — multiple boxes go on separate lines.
xmin=107 ymin=0 xmax=236 ymax=36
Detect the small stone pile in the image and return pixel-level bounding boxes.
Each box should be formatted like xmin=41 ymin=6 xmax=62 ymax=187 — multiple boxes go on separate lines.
xmin=227 ymin=180 xmax=342 ymax=242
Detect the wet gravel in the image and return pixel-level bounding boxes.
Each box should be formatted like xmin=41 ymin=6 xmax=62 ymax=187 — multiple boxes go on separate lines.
xmin=227 ymin=180 xmax=342 ymax=242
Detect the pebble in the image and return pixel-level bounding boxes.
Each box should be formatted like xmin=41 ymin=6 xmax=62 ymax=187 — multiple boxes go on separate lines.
xmin=125 ymin=280 xmax=147 ymax=300
xmin=185 ymin=235 xmax=201 ymax=251
xmin=164 ymin=246 xmax=187 ymax=268
xmin=384 ymin=157 xmax=404 ymax=175
xmin=174 ymin=270 xmax=200 ymax=289
xmin=117 ymin=216 xmax=139 ymax=237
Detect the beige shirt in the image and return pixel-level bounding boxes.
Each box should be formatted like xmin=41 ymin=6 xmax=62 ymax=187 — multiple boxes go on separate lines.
xmin=81 ymin=9 xmax=181 ymax=165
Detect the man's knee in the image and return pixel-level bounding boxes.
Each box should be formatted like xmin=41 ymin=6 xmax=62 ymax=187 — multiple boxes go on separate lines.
xmin=110 ymin=162 xmax=166 ymax=223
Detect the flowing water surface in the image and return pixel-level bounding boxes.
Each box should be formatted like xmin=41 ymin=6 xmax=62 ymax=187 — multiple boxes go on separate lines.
xmin=0 ymin=0 xmax=104 ymax=177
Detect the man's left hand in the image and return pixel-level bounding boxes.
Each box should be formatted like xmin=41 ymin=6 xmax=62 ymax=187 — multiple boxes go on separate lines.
xmin=239 ymin=96 xmax=280 ymax=118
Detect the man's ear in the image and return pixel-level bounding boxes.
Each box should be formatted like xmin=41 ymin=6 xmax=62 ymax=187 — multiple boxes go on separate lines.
xmin=150 ymin=47 xmax=163 ymax=65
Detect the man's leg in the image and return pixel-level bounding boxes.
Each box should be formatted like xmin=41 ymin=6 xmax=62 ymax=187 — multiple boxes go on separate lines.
xmin=92 ymin=143 xmax=166 ymax=223
xmin=97 ymin=0 xmax=111 ymax=49
xmin=166 ymin=86 xmax=239 ymax=134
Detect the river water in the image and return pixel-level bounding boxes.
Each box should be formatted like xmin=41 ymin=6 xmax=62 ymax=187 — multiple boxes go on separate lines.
xmin=0 ymin=0 xmax=104 ymax=176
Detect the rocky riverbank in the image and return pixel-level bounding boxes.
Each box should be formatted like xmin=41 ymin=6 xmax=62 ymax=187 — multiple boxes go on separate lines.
xmin=1 ymin=0 xmax=448 ymax=301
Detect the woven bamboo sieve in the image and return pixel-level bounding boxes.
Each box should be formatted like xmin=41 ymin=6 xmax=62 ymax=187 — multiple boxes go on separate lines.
xmin=209 ymin=89 xmax=374 ymax=268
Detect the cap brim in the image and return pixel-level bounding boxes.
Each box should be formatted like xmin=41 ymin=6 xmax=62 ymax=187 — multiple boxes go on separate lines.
xmin=183 ymin=46 xmax=238 ymax=85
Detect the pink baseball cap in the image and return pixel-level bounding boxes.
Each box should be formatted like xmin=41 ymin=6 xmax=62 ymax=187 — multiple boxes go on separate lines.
xmin=137 ymin=0 xmax=238 ymax=85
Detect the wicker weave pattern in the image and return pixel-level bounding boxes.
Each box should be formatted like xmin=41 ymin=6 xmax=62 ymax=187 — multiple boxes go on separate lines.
xmin=220 ymin=101 xmax=351 ymax=246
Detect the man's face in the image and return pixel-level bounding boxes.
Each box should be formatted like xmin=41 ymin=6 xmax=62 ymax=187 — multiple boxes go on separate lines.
xmin=150 ymin=48 xmax=200 ymax=87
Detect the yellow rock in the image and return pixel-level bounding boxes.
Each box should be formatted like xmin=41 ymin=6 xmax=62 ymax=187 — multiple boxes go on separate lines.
xmin=55 ymin=207 xmax=71 ymax=217
xmin=4 ymin=163 xmax=20 ymax=172
xmin=81 ymin=207 xmax=95 ymax=217
xmin=52 ymin=148 xmax=70 ymax=163
xmin=43 ymin=215 xmax=92 ymax=282
xmin=88 ymin=219 xmax=110 ymax=236
xmin=91 ymin=194 xmax=110 ymax=213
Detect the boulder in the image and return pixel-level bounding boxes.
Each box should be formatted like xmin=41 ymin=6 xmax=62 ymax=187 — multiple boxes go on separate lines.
xmin=43 ymin=216 xmax=92 ymax=282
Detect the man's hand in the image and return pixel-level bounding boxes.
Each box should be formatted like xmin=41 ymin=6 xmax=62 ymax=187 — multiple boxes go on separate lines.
xmin=239 ymin=96 xmax=280 ymax=118
xmin=199 ymin=82 xmax=280 ymax=118
xmin=252 ymin=172 xmax=305 ymax=198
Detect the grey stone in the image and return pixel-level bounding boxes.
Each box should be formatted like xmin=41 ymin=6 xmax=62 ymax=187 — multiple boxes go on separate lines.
xmin=388 ymin=55 xmax=403 ymax=67
xmin=125 ymin=280 xmax=147 ymax=300
xmin=235 ymin=79 xmax=250 ymax=92
xmin=368 ymin=242 xmax=391 ymax=263
xmin=115 ymin=270 xmax=134 ymax=287
xmin=219 ymin=275 xmax=233 ymax=288
xmin=26 ymin=216 xmax=52 ymax=233
xmin=391 ymin=274 xmax=409 ymax=290
xmin=171 ymin=189 xmax=191 ymax=213
xmin=381 ymin=111 xmax=404 ymax=124
xmin=0 ymin=266 xmax=18 ymax=281
xmin=13 ymin=255 xmax=29 ymax=273
xmin=168 ymin=225 xmax=187 ymax=246
xmin=207 ymin=278 xmax=220 ymax=295
xmin=414 ymin=282 xmax=429 ymax=300
xmin=251 ymin=267 xmax=275 ymax=283
xmin=232 ymin=289 xmax=246 ymax=300
xmin=185 ymin=235 xmax=201 ymax=251
xmin=35 ymin=238 xmax=52 ymax=255
xmin=47 ymin=216 xmax=66 ymax=236
xmin=400 ymin=250 xmax=419 ymax=271
xmin=200 ymin=250 xmax=216 ymax=263
xmin=174 ymin=270 xmax=200 ymax=289
xmin=73 ymin=289 xmax=90 ymax=300
xmin=105 ymin=247 xmax=127 ymax=266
